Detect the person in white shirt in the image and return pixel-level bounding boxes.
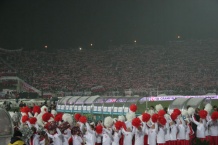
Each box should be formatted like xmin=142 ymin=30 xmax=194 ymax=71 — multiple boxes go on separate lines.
xmin=84 ymin=122 xmax=96 ymax=145
xmin=192 ymin=115 xmax=206 ymax=141
xmin=157 ymin=124 xmax=166 ymax=145
xmin=122 ymin=127 xmax=135 ymax=145
xmin=169 ymin=120 xmax=178 ymax=145
xmin=177 ymin=117 xmax=186 ymax=145
xmin=134 ymin=124 xmax=146 ymax=145
xmin=46 ymin=128 xmax=63 ymax=145
xmin=207 ymin=119 xmax=218 ymax=145
xmin=29 ymin=127 xmax=40 ymax=145
xmin=148 ymin=123 xmax=158 ymax=145
xmin=184 ymin=118 xmax=194 ymax=145
xmin=62 ymin=128 xmax=72 ymax=145
xmin=112 ymin=128 xmax=121 ymax=145
xmin=102 ymin=128 xmax=113 ymax=145
xmin=68 ymin=126 xmax=83 ymax=145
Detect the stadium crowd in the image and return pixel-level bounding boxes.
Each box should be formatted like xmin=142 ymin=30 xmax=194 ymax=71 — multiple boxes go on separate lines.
xmin=1 ymin=39 xmax=218 ymax=95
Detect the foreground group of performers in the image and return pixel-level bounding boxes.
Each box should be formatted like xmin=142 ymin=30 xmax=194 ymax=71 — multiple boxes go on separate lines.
xmin=8 ymin=103 xmax=218 ymax=145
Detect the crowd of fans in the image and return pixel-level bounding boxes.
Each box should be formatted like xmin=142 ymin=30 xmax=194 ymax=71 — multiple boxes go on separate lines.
xmin=1 ymin=39 xmax=218 ymax=95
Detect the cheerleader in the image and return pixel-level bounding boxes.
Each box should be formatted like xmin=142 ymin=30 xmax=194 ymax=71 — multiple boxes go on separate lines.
xmin=84 ymin=122 xmax=96 ymax=145
xmin=62 ymin=128 xmax=72 ymax=145
xmin=122 ymin=127 xmax=136 ymax=145
xmin=46 ymin=128 xmax=62 ymax=145
xmin=164 ymin=119 xmax=170 ymax=145
xmin=192 ymin=114 xmax=206 ymax=141
xmin=134 ymin=124 xmax=145 ymax=145
xmin=148 ymin=123 xmax=158 ymax=145
xmin=207 ymin=118 xmax=218 ymax=145
xmin=112 ymin=128 xmax=121 ymax=145
xmin=72 ymin=127 xmax=84 ymax=145
xmin=102 ymin=128 xmax=113 ymax=145
xmin=157 ymin=123 xmax=166 ymax=145
xmin=29 ymin=127 xmax=40 ymax=145
xmin=184 ymin=119 xmax=193 ymax=145
xmin=68 ymin=126 xmax=83 ymax=145
xmin=177 ymin=117 xmax=186 ymax=145
xmin=169 ymin=120 xmax=178 ymax=145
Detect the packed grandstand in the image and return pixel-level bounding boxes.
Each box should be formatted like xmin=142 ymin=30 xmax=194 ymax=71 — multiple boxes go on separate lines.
xmin=0 ymin=39 xmax=218 ymax=96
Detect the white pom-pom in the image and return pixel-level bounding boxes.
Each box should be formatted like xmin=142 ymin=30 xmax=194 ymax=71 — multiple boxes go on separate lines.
xmin=118 ymin=115 xmax=125 ymax=122
xmin=187 ymin=107 xmax=195 ymax=116
xmin=204 ymin=103 xmax=212 ymax=113
xmin=126 ymin=112 xmax=136 ymax=121
xmin=155 ymin=104 xmax=163 ymax=112
xmin=182 ymin=110 xmax=188 ymax=117
xmin=51 ymin=110 xmax=57 ymax=116
xmin=104 ymin=116 xmax=113 ymax=128
xmin=41 ymin=106 xmax=48 ymax=113
xmin=62 ymin=113 xmax=73 ymax=126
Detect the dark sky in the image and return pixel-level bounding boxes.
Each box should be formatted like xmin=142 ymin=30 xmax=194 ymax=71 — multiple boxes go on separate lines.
xmin=0 ymin=0 xmax=218 ymax=50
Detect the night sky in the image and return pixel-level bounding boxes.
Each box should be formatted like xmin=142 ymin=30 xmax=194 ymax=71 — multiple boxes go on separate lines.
xmin=1 ymin=0 xmax=218 ymax=50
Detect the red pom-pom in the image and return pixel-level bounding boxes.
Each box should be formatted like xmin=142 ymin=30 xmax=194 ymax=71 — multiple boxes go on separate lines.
xmin=170 ymin=112 xmax=178 ymax=121
xmin=132 ymin=117 xmax=141 ymax=128
xmin=29 ymin=117 xmax=37 ymax=124
xmin=114 ymin=121 xmax=123 ymax=130
xmin=151 ymin=114 xmax=159 ymax=123
xmin=158 ymin=116 xmax=166 ymax=126
xmin=33 ymin=106 xmax=41 ymax=114
xmin=74 ymin=113 xmax=81 ymax=121
xmin=95 ymin=125 xmax=103 ymax=134
xmin=130 ymin=104 xmax=137 ymax=112
xmin=158 ymin=110 xmax=166 ymax=116
xmin=54 ymin=113 xmax=63 ymax=122
xmin=79 ymin=116 xmax=87 ymax=123
xmin=122 ymin=122 xmax=127 ymax=130
xmin=211 ymin=111 xmax=218 ymax=120
xmin=22 ymin=115 xmax=29 ymax=123
xmin=142 ymin=113 xmax=151 ymax=122
xmin=21 ymin=106 xmax=30 ymax=114
xmin=199 ymin=110 xmax=208 ymax=119
xmin=42 ymin=113 xmax=52 ymax=122
xmin=173 ymin=108 xmax=181 ymax=116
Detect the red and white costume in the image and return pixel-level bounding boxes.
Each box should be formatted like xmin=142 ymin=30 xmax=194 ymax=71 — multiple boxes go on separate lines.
xmin=148 ymin=123 xmax=158 ymax=145
xmin=169 ymin=122 xmax=178 ymax=145
xmin=157 ymin=126 xmax=166 ymax=145
xmin=84 ymin=123 xmax=96 ymax=145
xmin=102 ymin=128 xmax=113 ymax=145
xmin=122 ymin=127 xmax=135 ymax=145
xmin=208 ymin=120 xmax=218 ymax=145
xmin=192 ymin=115 xmax=206 ymax=140
xmin=72 ymin=135 xmax=83 ymax=145
xmin=134 ymin=125 xmax=146 ymax=145
xmin=46 ymin=128 xmax=63 ymax=145
xmin=112 ymin=130 xmax=121 ymax=145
